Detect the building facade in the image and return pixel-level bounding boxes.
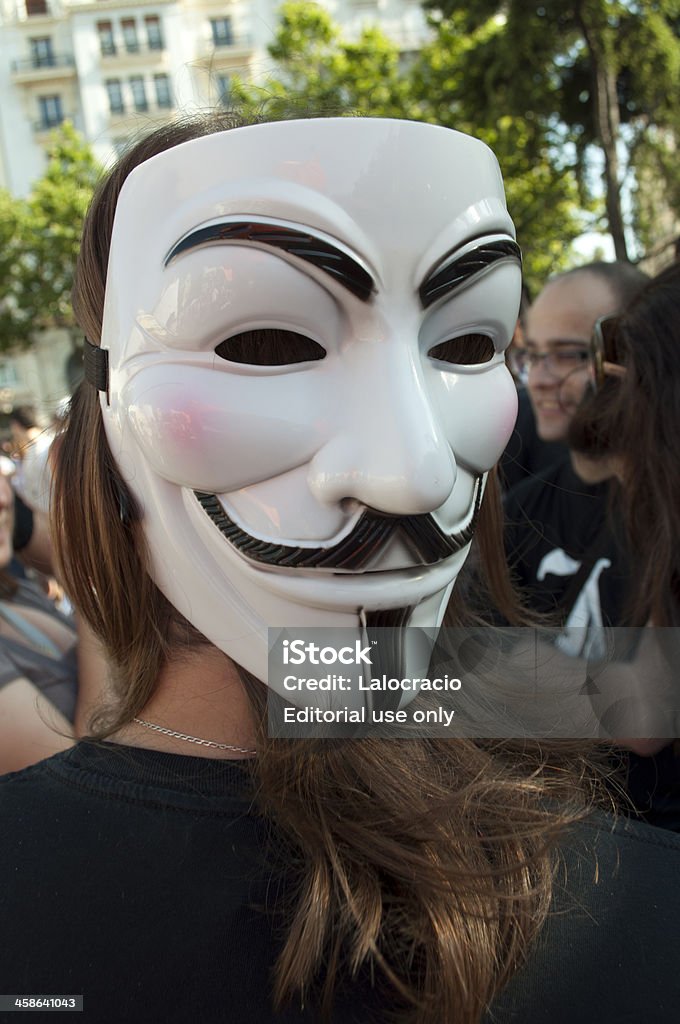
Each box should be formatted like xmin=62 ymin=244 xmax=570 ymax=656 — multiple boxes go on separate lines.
xmin=0 ymin=0 xmax=428 ymax=413
xmin=0 ymin=0 xmax=429 ymax=195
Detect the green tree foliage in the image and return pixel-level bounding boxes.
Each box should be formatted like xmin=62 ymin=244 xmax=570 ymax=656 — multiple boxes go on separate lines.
xmin=0 ymin=191 xmax=29 ymax=348
xmin=232 ymin=2 xmax=587 ymax=293
xmin=424 ymin=0 xmax=680 ymax=261
xmin=0 ymin=121 xmax=100 ymax=352
xmin=414 ymin=15 xmax=588 ymax=289
xmin=231 ymin=2 xmax=420 ymax=119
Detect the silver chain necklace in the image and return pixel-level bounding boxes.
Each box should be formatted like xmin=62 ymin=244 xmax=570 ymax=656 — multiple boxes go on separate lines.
xmin=133 ymin=717 xmax=257 ymax=755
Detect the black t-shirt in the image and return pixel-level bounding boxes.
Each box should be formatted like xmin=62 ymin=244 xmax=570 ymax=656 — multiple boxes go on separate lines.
xmin=504 ymin=455 xmax=629 ymax=627
xmin=2 ymin=741 xmax=680 ymax=1023
xmin=503 ymin=458 xmax=680 ymax=830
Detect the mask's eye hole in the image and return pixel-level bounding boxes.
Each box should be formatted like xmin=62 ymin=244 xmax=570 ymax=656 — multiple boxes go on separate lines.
xmin=215 ymin=329 xmax=326 ymax=366
xmin=428 ymin=333 xmax=495 ymax=366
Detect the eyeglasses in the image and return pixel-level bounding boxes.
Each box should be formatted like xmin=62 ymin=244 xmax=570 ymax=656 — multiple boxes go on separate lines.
xmin=590 ymin=314 xmax=622 ymax=391
xmin=511 ymin=344 xmax=590 ymax=383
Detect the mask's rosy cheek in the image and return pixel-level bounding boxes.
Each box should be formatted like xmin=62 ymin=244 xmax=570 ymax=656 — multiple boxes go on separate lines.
xmin=435 ymin=364 xmax=518 ymax=472
xmin=120 ymin=364 xmax=331 ymax=493
xmin=496 ymin=384 xmax=520 ymax=443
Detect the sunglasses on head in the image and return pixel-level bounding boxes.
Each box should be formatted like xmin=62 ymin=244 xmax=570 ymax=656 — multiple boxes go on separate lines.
xmin=590 ymin=314 xmax=623 ymax=391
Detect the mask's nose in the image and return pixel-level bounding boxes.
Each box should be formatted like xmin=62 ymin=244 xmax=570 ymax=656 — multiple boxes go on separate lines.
xmin=307 ymin=340 xmax=457 ymax=515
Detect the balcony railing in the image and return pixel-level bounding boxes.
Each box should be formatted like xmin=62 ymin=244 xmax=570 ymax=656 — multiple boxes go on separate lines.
xmin=100 ymin=41 xmax=166 ymax=59
xmin=12 ymin=54 xmax=75 ymax=73
xmin=212 ymin=34 xmax=253 ymax=49
xmin=107 ymin=95 xmax=175 ymax=118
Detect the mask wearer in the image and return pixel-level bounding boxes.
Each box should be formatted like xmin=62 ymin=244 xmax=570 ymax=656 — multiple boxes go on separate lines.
xmin=91 ymin=118 xmax=522 ymax=707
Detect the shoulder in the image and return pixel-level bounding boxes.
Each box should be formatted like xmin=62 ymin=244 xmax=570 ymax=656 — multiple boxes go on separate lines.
xmin=487 ymin=812 xmax=680 ymax=1023
xmin=548 ymin=810 xmax=680 ymax=941
xmin=504 ymin=456 xmax=603 ymax=516
xmin=569 ymin=808 xmax=680 ymax=859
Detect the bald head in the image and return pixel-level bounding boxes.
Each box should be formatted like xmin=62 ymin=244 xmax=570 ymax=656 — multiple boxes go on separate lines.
xmin=525 ymin=262 xmax=647 ymax=442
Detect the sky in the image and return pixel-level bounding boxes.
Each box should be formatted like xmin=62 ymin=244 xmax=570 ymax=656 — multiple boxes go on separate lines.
xmin=571 ymin=230 xmax=616 ymax=262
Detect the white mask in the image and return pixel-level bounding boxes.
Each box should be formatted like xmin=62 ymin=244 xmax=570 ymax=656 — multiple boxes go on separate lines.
xmin=95 ymin=118 xmax=521 ymax=700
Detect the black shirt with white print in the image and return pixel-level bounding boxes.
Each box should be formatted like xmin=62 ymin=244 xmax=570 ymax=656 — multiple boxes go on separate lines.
xmin=503 ymin=455 xmax=680 ymax=831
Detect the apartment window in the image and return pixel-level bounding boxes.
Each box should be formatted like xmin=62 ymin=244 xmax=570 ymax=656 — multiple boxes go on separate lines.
xmin=154 ymin=73 xmax=172 ymax=109
xmin=122 ymin=19 xmax=139 ymax=54
xmin=38 ymin=94 xmax=63 ymax=129
xmin=145 ymin=15 xmax=164 ymax=51
xmin=106 ymin=79 xmax=124 ymax=114
xmin=216 ymin=73 xmax=231 ymax=105
xmin=210 ymin=17 xmax=233 ymax=47
xmin=26 ymin=0 xmax=48 ymax=15
xmin=29 ymin=37 xmax=54 ymax=68
xmin=97 ymin=21 xmax=116 ymax=57
xmin=129 ymin=75 xmax=148 ymax=112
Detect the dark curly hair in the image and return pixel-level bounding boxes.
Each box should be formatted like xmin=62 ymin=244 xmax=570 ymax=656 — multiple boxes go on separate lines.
xmin=569 ymin=260 xmax=680 ymax=625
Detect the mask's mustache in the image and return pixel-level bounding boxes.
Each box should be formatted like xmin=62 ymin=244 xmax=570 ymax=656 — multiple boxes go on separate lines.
xmin=194 ymin=475 xmax=483 ymax=571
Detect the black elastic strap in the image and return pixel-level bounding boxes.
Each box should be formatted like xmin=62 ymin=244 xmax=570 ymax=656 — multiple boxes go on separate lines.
xmin=83 ymin=338 xmax=109 ymax=401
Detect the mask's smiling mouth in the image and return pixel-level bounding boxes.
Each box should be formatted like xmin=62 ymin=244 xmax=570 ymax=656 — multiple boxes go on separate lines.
xmin=193 ymin=475 xmax=483 ymax=573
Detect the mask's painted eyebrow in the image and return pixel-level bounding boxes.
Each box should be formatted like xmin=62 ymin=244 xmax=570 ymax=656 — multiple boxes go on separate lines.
xmin=165 ymin=219 xmax=375 ymax=302
xmin=419 ymin=235 xmax=522 ymax=309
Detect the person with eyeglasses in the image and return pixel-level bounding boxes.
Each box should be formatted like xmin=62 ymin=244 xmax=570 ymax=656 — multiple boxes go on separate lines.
xmin=501 ymin=262 xmax=647 ymax=636
xmin=522 ymin=262 xmax=647 ymax=445
xmin=499 ymin=260 xmax=680 ymax=835
xmin=499 ymin=264 xmax=645 ymax=491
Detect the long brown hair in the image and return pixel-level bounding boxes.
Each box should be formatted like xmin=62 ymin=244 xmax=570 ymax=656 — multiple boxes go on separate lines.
xmin=52 ymin=114 xmax=603 ymax=1024
xmin=570 ymin=261 xmax=680 ymax=626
